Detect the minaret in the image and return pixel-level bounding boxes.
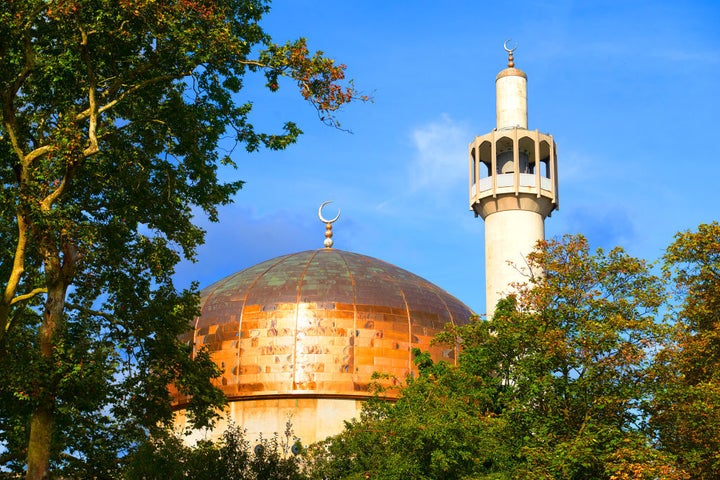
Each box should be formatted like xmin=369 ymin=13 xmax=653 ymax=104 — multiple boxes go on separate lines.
xmin=469 ymin=42 xmax=558 ymax=316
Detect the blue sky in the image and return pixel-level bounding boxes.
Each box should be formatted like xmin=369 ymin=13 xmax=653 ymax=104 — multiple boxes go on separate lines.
xmin=175 ymin=0 xmax=720 ymax=315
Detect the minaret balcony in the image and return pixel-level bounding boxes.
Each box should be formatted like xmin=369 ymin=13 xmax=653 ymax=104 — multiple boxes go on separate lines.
xmin=469 ymin=127 xmax=559 ymax=217
xmin=474 ymin=173 xmax=554 ymax=196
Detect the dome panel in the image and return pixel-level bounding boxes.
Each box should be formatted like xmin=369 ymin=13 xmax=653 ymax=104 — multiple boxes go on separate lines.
xmin=297 ymin=250 xmax=355 ymax=304
xmin=243 ymin=253 xmax=310 ymax=306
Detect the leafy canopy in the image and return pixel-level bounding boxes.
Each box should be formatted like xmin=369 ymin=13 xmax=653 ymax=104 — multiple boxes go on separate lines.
xmin=0 ymin=0 xmax=364 ymax=477
xmin=125 ymin=422 xmax=307 ymax=480
xmin=651 ymin=222 xmax=720 ymax=479
xmin=306 ymin=235 xmax=684 ymax=480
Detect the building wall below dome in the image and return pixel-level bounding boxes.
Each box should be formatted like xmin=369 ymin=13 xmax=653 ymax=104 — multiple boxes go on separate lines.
xmin=174 ymin=397 xmax=365 ymax=447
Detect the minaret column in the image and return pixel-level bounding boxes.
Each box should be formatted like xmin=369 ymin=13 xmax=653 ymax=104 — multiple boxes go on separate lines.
xmin=468 ymin=42 xmax=559 ymax=317
xmin=483 ymin=207 xmax=545 ymax=313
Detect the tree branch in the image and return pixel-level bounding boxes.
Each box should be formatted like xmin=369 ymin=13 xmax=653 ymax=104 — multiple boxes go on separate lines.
xmin=65 ymin=302 xmax=115 ymax=322
xmin=39 ymin=175 xmax=69 ymax=212
xmin=80 ymin=26 xmax=99 ymax=158
xmin=76 ymin=73 xmax=186 ymax=123
xmin=3 ymin=27 xmax=38 ymax=165
xmin=0 ymin=213 xmax=29 ymax=338
xmin=10 ymin=287 xmax=48 ymax=306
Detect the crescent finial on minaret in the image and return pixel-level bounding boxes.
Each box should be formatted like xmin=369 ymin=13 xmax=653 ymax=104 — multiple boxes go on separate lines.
xmin=318 ymin=201 xmax=340 ymax=248
xmin=503 ymin=39 xmax=517 ymax=68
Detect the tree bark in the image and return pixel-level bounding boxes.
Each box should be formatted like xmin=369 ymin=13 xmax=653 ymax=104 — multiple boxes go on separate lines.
xmin=25 ymin=259 xmax=67 ymax=480
xmin=26 ymin=404 xmax=54 ymax=480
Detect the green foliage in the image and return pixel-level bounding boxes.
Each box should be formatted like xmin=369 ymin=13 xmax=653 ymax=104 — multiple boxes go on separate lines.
xmin=124 ymin=422 xmax=307 ymax=480
xmin=651 ymin=222 xmax=720 ymax=479
xmin=0 ymin=0 xmax=363 ymax=477
xmin=305 ymin=235 xmax=685 ymax=480
xmin=500 ymin=235 xmax=673 ymax=479
xmin=304 ymin=344 xmax=513 ymax=480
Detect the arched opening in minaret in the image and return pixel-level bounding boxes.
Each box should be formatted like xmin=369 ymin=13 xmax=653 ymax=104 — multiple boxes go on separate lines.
xmin=539 ymin=140 xmax=552 ymax=179
xmin=518 ymin=137 xmax=534 ymax=171
xmin=479 ymin=143 xmax=491 ymax=177
xmin=475 ymin=141 xmax=492 ymax=192
xmin=471 ymin=147 xmax=477 ymax=189
xmin=495 ymin=136 xmax=514 ymax=174
xmin=518 ymin=136 xmax=536 ymax=187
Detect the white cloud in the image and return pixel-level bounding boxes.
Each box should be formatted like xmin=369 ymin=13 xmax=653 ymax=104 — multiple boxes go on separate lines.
xmin=409 ymin=114 xmax=471 ymax=192
xmin=375 ymin=114 xmax=472 ymax=215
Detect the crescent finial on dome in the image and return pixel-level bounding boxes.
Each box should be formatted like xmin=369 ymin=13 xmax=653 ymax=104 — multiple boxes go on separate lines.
xmin=318 ymin=201 xmax=340 ymax=248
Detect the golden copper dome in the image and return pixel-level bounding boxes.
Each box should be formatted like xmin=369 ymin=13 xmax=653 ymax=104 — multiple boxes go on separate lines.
xmin=174 ymin=248 xmax=473 ymax=407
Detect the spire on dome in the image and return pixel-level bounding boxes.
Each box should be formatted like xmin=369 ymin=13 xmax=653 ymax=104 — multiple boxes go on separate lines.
xmin=317 ymin=201 xmax=340 ymax=248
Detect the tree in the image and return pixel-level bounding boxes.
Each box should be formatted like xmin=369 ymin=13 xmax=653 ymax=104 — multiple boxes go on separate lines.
xmin=496 ymin=235 xmax=681 ymax=479
xmin=306 ymin=235 xmax=683 ymax=479
xmin=304 ymin=356 xmax=514 ymax=480
xmin=651 ymin=222 xmax=720 ymax=479
xmin=0 ymin=1 xmax=364 ymax=477
xmin=124 ymin=422 xmax=307 ymax=480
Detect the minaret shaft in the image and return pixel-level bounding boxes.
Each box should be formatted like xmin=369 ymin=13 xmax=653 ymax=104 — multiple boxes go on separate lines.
xmin=496 ymin=69 xmax=528 ymax=129
xmin=484 ymin=209 xmax=544 ymax=309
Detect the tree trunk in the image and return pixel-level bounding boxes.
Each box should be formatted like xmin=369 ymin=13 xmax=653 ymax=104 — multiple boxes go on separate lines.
xmin=26 ymin=404 xmax=55 ymax=480
xmin=25 ymin=272 xmax=66 ymax=480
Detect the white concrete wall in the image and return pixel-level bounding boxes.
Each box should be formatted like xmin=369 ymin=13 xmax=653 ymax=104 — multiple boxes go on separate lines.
xmin=484 ymin=209 xmax=544 ymax=316
xmin=496 ymin=74 xmax=527 ymax=129
xmin=175 ymin=397 xmax=364 ymax=447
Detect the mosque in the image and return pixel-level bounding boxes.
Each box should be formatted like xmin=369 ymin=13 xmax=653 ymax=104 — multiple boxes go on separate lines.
xmin=171 ymin=44 xmax=559 ymax=446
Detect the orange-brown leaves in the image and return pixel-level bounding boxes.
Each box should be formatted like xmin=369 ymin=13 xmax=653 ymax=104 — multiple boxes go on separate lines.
xmin=46 ymin=0 xmax=80 ymax=20
xmin=260 ymin=38 xmax=369 ymax=128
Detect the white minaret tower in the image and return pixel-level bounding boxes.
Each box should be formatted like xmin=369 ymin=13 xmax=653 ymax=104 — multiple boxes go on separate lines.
xmin=469 ymin=42 xmax=558 ymax=316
